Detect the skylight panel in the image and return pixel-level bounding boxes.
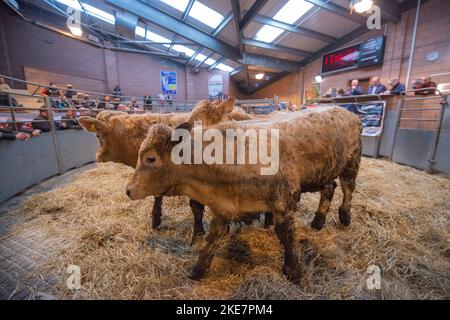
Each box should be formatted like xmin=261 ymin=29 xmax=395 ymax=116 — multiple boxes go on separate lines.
xmin=204 ymin=58 xmax=216 ymax=66
xmin=135 ymin=26 xmax=146 ymax=38
xmin=216 ymin=63 xmax=233 ymax=72
xmin=194 ymin=53 xmax=207 ymax=62
xmin=82 ymin=3 xmax=115 ymax=24
xmin=189 ymin=1 xmax=224 ymax=29
xmin=254 ymin=25 xmax=284 ymax=43
xmin=146 ymin=30 xmax=171 ymax=47
xmin=56 ymin=0 xmax=115 ymax=24
xmin=56 ymin=0 xmax=81 ymax=10
xmin=172 ymin=45 xmax=195 ymax=57
xmin=273 ymin=0 xmax=314 ymax=24
xmin=160 ymin=0 xmax=189 ymax=12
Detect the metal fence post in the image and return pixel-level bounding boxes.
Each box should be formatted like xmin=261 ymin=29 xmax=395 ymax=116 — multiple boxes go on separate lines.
xmin=46 ymin=96 xmax=64 ymax=174
xmin=427 ymin=95 xmax=448 ymax=173
xmin=7 ymin=93 xmax=18 ymax=131
xmin=389 ymin=96 xmax=405 ymax=160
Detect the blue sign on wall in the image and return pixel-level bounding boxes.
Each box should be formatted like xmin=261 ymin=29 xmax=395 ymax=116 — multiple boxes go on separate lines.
xmin=160 ymin=70 xmax=177 ymax=95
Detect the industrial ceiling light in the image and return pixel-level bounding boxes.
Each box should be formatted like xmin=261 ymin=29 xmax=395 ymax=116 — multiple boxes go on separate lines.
xmin=69 ymin=26 xmax=83 ymax=36
xmin=350 ymin=0 xmax=373 ymax=14
xmin=255 ymin=73 xmax=265 ymax=80
xmin=315 ymin=75 xmax=323 ymax=83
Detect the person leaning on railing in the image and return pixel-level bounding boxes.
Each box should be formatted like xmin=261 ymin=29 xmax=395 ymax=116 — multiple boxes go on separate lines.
xmin=413 ymin=76 xmax=437 ymax=96
xmin=60 ymin=108 xmax=82 ymax=130
xmin=32 ymin=106 xmax=67 ymax=132
xmin=0 ymin=77 xmax=11 ymax=91
xmin=0 ymin=127 xmax=30 ymax=141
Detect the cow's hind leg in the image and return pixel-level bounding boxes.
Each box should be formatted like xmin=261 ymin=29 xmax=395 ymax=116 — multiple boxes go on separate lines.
xmin=274 ymin=212 xmax=301 ymax=283
xmin=189 ymin=199 xmax=205 ymax=245
xmin=151 ymin=196 xmax=163 ymax=229
xmin=264 ymin=212 xmax=274 ymax=228
xmin=310 ymin=181 xmax=337 ymax=230
xmin=338 ymin=156 xmax=360 ymax=227
xmin=191 ymin=216 xmax=229 ymax=280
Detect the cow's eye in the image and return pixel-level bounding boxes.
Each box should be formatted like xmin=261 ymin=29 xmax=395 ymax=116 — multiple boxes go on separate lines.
xmin=145 ymin=156 xmax=156 ymax=165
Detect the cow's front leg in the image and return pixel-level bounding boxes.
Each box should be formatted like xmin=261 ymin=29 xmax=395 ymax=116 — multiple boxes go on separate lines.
xmin=189 ymin=199 xmax=205 ymax=245
xmin=151 ymin=196 xmax=163 ymax=228
xmin=191 ymin=215 xmax=229 ymax=280
xmin=274 ymin=212 xmax=301 ymax=283
xmin=311 ymin=181 xmax=337 ymax=230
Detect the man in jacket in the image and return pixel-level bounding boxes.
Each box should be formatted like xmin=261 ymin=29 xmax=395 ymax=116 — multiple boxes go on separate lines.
xmin=367 ymin=77 xmax=387 ymax=95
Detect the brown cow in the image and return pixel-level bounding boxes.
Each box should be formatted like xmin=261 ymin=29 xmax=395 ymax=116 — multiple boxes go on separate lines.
xmin=79 ymin=99 xmax=254 ymax=243
xmin=126 ymin=107 xmax=362 ymax=282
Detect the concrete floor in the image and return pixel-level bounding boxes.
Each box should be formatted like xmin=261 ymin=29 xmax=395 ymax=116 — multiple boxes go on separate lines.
xmin=0 ymin=164 xmax=95 ymax=300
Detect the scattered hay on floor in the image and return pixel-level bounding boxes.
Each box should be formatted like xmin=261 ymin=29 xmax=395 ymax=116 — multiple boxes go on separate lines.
xmin=4 ymin=158 xmax=450 ymax=299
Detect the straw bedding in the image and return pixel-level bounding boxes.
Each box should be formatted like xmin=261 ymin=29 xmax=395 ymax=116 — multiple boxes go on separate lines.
xmin=5 ymin=157 xmax=450 ymax=299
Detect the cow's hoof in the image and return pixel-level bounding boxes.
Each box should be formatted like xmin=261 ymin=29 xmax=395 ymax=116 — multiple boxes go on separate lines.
xmin=151 ymin=214 xmax=162 ymax=229
xmin=310 ymin=214 xmax=325 ymax=230
xmin=283 ymin=265 xmax=301 ymax=284
xmin=338 ymin=207 xmax=351 ymax=226
xmin=190 ymin=267 xmax=206 ymax=281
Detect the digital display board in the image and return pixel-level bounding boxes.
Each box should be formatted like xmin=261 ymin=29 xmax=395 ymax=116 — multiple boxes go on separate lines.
xmin=321 ymin=36 xmax=386 ymax=75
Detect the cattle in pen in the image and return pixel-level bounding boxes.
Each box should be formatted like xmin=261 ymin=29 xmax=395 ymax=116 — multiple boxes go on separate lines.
xmin=126 ymin=106 xmax=362 ymax=282
xmin=79 ymin=98 xmax=253 ymax=243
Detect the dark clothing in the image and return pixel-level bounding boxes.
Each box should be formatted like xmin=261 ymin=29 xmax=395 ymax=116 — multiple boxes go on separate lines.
xmin=32 ymin=115 xmax=51 ymax=132
xmin=414 ymin=81 xmax=437 ymax=96
xmin=368 ymin=84 xmax=387 ymax=95
xmin=41 ymin=87 xmax=60 ymax=97
xmin=112 ymin=87 xmax=122 ymax=97
xmin=390 ymin=83 xmax=406 ymax=95
xmin=0 ymin=127 xmax=16 ymax=141
xmin=64 ymin=90 xmax=76 ymax=99
xmin=0 ymin=94 xmax=19 ymax=107
xmin=60 ymin=115 xmax=82 ymax=130
xmin=144 ymin=96 xmax=153 ymax=111
xmin=345 ymin=86 xmax=363 ymax=96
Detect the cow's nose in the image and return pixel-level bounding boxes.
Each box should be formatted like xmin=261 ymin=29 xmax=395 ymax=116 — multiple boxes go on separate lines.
xmin=126 ymin=188 xmax=131 ymax=198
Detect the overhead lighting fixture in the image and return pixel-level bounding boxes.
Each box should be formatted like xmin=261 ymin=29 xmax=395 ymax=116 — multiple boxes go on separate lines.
xmin=315 ymin=75 xmax=323 ymax=83
xmin=69 ymin=26 xmax=82 ymax=36
xmin=255 ymin=73 xmax=265 ymax=80
xmin=350 ymin=0 xmax=373 ymax=14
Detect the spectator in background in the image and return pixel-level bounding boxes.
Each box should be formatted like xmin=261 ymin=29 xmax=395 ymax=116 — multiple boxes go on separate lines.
xmin=57 ymin=96 xmax=70 ymax=109
xmin=64 ymin=84 xmax=76 ymax=99
xmin=82 ymin=94 xmax=96 ymax=109
xmin=337 ymin=88 xmax=346 ymax=98
xmin=158 ymin=93 xmax=165 ymax=108
xmin=0 ymin=127 xmax=30 ymax=141
xmin=345 ymin=79 xmax=363 ymax=96
xmin=41 ymin=82 xmax=60 ymax=97
xmin=384 ymin=79 xmax=406 ymax=95
xmin=60 ymin=108 xmax=82 ymax=130
xmin=368 ymin=77 xmax=387 ymax=95
xmin=0 ymin=77 xmax=11 ymax=91
xmin=112 ymin=97 xmax=121 ymax=110
xmin=112 ymin=85 xmax=122 ymax=98
xmin=97 ymin=95 xmax=112 ymax=109
xmin=165 ymin=93 xmax=173 ymax=106
xmin=413 ymin=76 xmax=437 ymax=96
xmin=32 ymin=106 xmax=67 ymax=132
xmin=143 ymin=95 xmax=153 ymax=111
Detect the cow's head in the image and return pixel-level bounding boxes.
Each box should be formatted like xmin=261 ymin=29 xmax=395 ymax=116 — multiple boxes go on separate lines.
xmin=126 ymin=122 xmax=192 ymax=200
xmin=186 ymin=97 xmax=235 ymax=127
xmin=79 ymin=111 xmax=138 ymax=166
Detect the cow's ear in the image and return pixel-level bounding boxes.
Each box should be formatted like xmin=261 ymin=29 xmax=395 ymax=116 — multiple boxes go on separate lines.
xmin=175 ymin=121 xmax=193 ymax=132
xmin=218 ymin=97 xmax=235 ymax=114
xmin=79 ymin=117 xmax=107 ymax=132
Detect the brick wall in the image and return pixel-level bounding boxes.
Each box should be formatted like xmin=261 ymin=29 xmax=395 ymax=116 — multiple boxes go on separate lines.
xmin=247 ymin=0 xmax=450 ymax=105
xmin=0 ymin=10 xmax=231 ymax=101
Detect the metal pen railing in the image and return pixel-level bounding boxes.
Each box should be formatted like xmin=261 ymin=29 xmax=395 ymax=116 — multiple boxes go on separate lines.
xmin=390 ymin=88 xmax=448 ymax=173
